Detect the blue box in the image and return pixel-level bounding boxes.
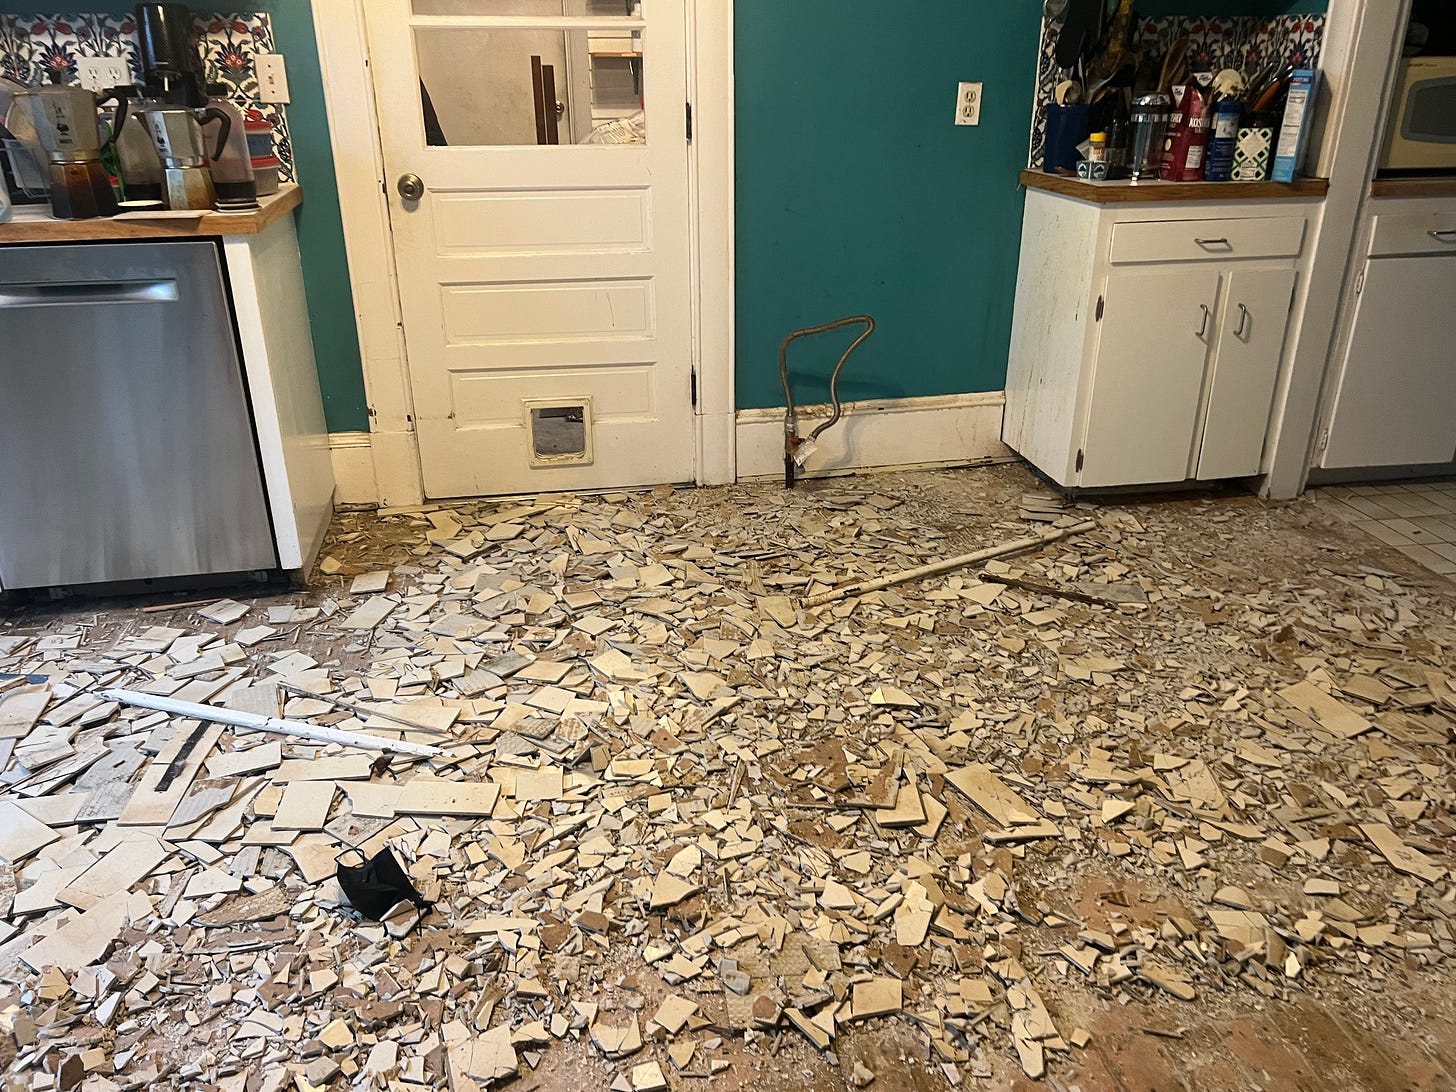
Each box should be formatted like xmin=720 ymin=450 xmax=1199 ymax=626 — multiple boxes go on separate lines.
xmin=1272 ymin=69 xmax=1320 ymax=182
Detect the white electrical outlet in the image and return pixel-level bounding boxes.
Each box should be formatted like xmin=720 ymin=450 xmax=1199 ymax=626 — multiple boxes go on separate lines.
xmin=76 ymin=57 xmax=133 ymax=93
xmin=255 ymin=53 xmax=291 ymax=104
xmin=955 ymin=81 xmax=983 ymax=127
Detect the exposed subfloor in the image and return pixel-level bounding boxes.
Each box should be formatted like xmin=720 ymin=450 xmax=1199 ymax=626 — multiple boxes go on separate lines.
xmin=1 ymin=462 xmax=1454 ymax=1092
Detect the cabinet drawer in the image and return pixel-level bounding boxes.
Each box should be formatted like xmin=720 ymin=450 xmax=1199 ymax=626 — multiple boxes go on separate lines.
xmin=1109 ymin=217 xmax=1307 ymax=265
xmin=1369 ymin=211 xmax=1456 ymax=257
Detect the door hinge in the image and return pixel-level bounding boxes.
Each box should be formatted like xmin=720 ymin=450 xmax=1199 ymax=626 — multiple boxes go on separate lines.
xmin=690 ymin=367 xmax=698 ymax=408
xmin=1317 ymin=427 xmax=1331 ymax=454
xmin=1354 ymin=269 xmax=1365 ymax=296
xmin=1095 ymin=295 xmax=1104 ymax=322
xmin=1075 ymin=449 xmax=1085 ymax=473
xmin=685 ymin=102 xmax=693 ymax=142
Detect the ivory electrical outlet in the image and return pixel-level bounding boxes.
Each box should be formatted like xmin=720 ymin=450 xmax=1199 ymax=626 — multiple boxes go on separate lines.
xmin=76 ymin=57 xmax=132 ymax=93
xmin=955 ymin=81 xmax=983 ymax=126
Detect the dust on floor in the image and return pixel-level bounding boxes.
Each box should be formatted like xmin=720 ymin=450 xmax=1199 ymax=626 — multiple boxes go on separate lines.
xmin=0 ymin=463 xmax=1452 ymax=1092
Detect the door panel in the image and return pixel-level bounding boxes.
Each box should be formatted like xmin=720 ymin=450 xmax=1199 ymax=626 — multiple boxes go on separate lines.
xmin=1323 ymin=257 xmax=1456 ymax=468
xmin=432 ymin=189 xmax=651 ymax=253
xmin=440 ymin=279 xmax=654 ymax=342
xmin=1196 ymin=268 xmax=1296 ymax=480
xmin=1080 ymin=268 xmax=1220 ymax=487
xmin=366 ymin=0 xmax=692 ymax=498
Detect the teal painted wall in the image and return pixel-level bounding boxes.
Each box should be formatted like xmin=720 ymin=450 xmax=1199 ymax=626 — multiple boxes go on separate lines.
xmin=734 ymin=2 xmax=1044 ymax=411
xmin=250 ymin=0 xmax=366 ymax=432
xmin=1 ymin=0 xmax=369 ymax=432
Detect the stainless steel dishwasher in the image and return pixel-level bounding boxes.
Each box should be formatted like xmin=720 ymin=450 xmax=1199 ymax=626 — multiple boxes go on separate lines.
xmin=0 ymin=240 xmax=276 ymax=588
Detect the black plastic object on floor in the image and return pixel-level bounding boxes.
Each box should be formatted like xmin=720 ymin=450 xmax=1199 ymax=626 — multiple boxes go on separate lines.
xmin=336 ymin=847 xmax=434 ymax=921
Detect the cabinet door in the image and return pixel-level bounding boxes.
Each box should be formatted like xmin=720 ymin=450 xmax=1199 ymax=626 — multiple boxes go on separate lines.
xmin=1080 ymin=267 xmax=1220 ymax=487
xmin=1196 ymin=268 xmax=1297 ymax=480
xmin=1323 ymin=256 xmax=1456 ymax=468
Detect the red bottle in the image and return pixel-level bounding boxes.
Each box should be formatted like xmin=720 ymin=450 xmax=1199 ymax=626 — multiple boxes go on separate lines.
xmin=1162 ymin=81 xmax=1213 ymax=182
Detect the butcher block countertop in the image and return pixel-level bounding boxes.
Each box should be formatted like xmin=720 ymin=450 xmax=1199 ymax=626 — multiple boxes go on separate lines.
xmin=1020 ymin=169 xmax=1329 ymax=204
xmin=0 ymin=184 xmax=301 ymax=244
xmin=1369 ymin=176 xmax=1456 ymax=199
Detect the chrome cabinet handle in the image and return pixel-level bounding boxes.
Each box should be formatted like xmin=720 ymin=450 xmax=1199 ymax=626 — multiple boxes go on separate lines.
xmin=1196 ymin=304 xmax=1211 ymax=339
xmin=1431 ymin=229 xmax=1456 ymax=241
xmin=397 ymin=173 xmax=425 ymax=201
xmin=1195 ymin=236 xmax=1231 ymax=248
xmin=1235 ymin=303 xmax=1251 ymax=339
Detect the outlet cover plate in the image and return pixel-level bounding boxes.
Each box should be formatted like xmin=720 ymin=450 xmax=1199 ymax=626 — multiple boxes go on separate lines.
xmin=255 ymin=53 xmax=291 ymax=103
xmin=955 ymin=81 xmax=983 ymax=126
xmin=76 ymin=57 xmax=132 ymax=93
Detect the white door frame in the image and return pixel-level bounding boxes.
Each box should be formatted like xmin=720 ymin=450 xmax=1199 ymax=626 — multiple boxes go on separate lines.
xmin=1256 ymin=0 xmax=1411 ymax=498
xmin=311 ymin=0 xmax=735 ymax=506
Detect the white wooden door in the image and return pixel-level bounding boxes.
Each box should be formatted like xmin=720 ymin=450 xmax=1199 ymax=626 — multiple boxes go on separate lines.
xmin=366 ymin=0 xmax=695 ymax=498
xmin=1322 ymin=256 xmax=1456 ymax=469
xmin=1196 ymin=267 xmax=1296 ymax=480
xmin=1080 ymin=267 xmax=1220 ymax=488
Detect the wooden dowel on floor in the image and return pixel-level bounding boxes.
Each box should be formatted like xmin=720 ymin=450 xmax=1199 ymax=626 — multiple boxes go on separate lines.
xmin=981 ymin=573 xmax=1117 ymax=607
xmin=802 ymin=520 xmax=1098 ymax=609
xmin=141 ymin=597 xmax=222 ymax=614
xmin=275 ymin=679 xmax=451 ymax=736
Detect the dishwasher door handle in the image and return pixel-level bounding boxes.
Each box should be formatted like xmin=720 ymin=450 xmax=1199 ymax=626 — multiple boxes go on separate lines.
xmin=0 ymin=280 xmax=180 ymax=307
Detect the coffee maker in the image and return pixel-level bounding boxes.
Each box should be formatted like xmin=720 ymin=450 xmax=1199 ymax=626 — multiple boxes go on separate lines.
xmin=17 ymin=77 xmax=124 ymax=219
xmin=202 ymin=87 xmax=258 ymax=210
xmin=138 ymin=98 xmax=229 ymax=210
xmin=133 ymin=2 xmax=226 ymax=209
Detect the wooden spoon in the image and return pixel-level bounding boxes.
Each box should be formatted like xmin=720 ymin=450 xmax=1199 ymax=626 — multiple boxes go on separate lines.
xmin=1159 ymin=36 xmax=1189 ymax=91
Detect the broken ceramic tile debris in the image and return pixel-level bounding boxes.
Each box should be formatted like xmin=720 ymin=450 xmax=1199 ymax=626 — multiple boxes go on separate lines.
xmin=0 ymin=472 xmax=1452 ymax=1089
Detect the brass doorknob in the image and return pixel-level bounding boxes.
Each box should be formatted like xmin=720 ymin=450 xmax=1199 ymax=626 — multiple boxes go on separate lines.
xmin=397 ymin=173 xmax=425 ymax=201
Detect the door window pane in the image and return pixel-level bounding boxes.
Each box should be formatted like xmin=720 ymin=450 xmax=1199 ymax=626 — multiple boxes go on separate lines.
xmin=413 ymin=1 xmax=641 ymax=18
xmin=415 ymin=27 xmax=645 ymax=146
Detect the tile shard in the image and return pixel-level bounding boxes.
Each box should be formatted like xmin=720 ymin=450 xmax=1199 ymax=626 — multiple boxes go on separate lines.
xmin=3 ymin=469 xmax=1456 ymax=1092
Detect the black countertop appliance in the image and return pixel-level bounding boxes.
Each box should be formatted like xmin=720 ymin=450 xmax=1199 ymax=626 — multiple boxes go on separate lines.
xmin=135 ymin=3 xmax=208 ymax=108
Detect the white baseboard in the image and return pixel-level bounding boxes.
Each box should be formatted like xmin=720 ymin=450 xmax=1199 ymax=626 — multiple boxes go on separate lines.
xmin=329 ymin=432 xmax=378 ymax=506
xmin=735 ymin=392 xmax=1012 ymax=481
xmin=331 ymin=395 xmax=1010 ymax=505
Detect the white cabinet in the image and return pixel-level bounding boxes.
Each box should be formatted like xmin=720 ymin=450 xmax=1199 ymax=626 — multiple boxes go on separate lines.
xmin=1005 ymin=187 xmax=1312 ymax=489
xmin=1197 ymin=268 xmax=1299 ymax=480
xmin=1321 ymin=200 xmax=1456 ymax=469
xmin=1080 ymin=268 xmax=1218 ymax=487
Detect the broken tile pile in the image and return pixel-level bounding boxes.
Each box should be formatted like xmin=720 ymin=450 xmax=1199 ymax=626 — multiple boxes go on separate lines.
xmin=0 ymin=475 xmax=1453 ymax=1090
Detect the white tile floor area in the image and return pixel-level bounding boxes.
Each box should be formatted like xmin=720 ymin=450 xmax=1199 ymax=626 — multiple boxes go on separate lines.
xmin=1312 ymin=479 xmax=1456 ymax=578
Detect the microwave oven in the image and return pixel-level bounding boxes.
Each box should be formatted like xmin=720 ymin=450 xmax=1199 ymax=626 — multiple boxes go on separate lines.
xmin=1381 ymin=56 xmax=1456 ymax=172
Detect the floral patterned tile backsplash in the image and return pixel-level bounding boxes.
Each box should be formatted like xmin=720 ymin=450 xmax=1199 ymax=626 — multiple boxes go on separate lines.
xmin=0 ymin=11 xmax=294 ymax=182
xmin=1029 ymin=13 xmax=1326 ymax=169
